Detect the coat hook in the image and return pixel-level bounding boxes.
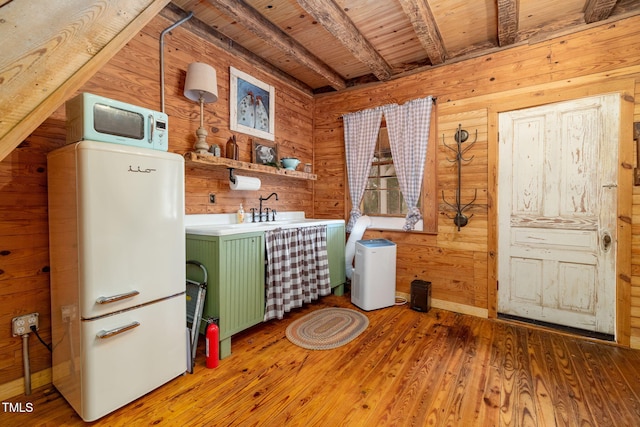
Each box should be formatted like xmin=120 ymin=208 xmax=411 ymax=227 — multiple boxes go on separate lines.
xmin=442 ymin=124 xmax=478 ymax=231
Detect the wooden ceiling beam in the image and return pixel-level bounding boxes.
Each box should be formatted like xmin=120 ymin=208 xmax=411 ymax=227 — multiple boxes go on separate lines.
xmin=296 ymin=0 xmax=393 ymax=81
xmin=206 ymin=0 xmax=346 ymax=90
xmin=161 ymin=4 xmax=313 ymax=95
xmin=497 ymin=0 xmax=519 ymax=46
xmin=397 ymin=0 xmax=446 ymax=65
xmin=584 ymin=0 xmax=618 ymax=23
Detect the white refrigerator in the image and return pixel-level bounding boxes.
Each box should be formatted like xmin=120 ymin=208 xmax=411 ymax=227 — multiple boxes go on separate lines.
xmin=48 ymin=141 xmax=187 ymax=422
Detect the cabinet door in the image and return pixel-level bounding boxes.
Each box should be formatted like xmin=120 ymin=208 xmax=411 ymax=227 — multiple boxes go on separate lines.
xmin=186 ymin=235 xmax=220 ymax=325
xmin=219 ymin=233 xmax=265 ymax=337
xmin=326 ymin=224 xmax=346 ymax=290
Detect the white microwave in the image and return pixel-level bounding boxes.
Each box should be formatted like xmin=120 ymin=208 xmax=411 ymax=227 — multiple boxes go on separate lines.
xmin=65 ymin=92 xmax=169 ymax=151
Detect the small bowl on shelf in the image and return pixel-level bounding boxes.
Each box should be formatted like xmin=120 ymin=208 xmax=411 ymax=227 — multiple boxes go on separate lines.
xmin=280 ymin=157 xmax=301 ymax=170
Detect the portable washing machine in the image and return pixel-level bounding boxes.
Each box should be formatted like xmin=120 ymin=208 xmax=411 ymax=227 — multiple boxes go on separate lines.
xmin=351 ymin=239 xmax=396 ymax=311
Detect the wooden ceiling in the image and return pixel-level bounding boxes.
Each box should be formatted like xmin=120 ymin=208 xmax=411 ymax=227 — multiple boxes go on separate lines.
xmin=170 ymin=0 xmax=640 ymax=93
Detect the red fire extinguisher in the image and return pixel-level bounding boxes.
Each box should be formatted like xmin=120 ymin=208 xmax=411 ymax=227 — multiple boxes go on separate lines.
xmin=205 ymin=318 xmax=219 ymax=369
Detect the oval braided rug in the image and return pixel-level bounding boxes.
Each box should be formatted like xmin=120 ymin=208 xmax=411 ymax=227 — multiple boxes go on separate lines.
xmin=285 ymin=307 xmax=369 ymax=350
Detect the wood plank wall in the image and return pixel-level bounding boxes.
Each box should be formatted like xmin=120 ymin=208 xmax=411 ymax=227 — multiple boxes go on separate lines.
xmin=0 ymin=12 xmax=314 ymax=395
xmin=633 ymin=79 xmax=640 ymax=349
xmin=314 ymin=16 xmax=640 ymax=343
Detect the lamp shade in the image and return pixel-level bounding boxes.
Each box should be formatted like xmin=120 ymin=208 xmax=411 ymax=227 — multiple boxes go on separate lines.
xmin=184 ymin=62 xmax=218 ymax=103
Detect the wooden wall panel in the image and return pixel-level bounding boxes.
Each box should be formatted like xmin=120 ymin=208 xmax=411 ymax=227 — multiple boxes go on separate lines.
xmin=438 ymin=109 xmax=488 ymax=253
xmin=631 ymin=79 xmax=640 ymax=348
xmin=314 ymin=15 xmax=640 ymax=347
xmin=313 ymin=115 xmax=346 ymax=219
xmin=0 ymin=12 xmax=314 ymax=392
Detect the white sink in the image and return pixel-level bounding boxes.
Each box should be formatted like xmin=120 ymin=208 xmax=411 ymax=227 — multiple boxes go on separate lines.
xmin=185 ymin=218 xmax=344 ymax=236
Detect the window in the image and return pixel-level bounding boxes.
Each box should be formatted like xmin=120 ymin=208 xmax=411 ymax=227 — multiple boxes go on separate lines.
xmin=344 ymin=99 xmax=438 ymax=234
xmin=362 ymin=126 xmax=419 ymax=216
xmin=360 ymin=123 xmax=437 ymax=233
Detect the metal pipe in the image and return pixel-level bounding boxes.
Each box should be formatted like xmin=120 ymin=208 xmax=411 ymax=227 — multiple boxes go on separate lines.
xmin=22 ymin=334 xmax=31 ymax=395
xmin=159 ymin=11 xmax=194 ymax=113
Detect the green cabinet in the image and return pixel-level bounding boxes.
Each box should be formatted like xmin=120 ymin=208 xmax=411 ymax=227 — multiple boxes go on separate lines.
xmin=186 ymin=222 xmax=345 ymax=359
xmin=326 ymin=223 xmax=346 ymax=295
xmin=186 ymin=231 xmax=265 ymax=359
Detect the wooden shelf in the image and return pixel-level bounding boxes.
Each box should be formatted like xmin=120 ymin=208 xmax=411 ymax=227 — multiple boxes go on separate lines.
xmin=184 ymin=152 xmax=317 ymax=180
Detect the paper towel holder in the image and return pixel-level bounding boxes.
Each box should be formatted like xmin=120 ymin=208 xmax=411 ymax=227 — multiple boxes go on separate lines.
xmin=228 ymin=170 xmax=262 ymax=191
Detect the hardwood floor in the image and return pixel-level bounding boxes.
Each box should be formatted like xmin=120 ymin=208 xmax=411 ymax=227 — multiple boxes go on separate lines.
xmin=4 ymin=294 xmax=640 ymax=426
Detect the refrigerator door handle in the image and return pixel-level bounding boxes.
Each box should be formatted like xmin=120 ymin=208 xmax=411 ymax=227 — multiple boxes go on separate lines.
xmin=96 ymin=321 xmax=140 ymax=339
xmin=96 ymin=290 xmax=140 ymax=305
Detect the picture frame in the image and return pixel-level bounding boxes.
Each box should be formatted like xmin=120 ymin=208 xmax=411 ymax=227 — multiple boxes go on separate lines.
xmin=251 ymin=139 xmax=279 ymax=165
xmin=230 ymin=66 xmax=275 ymax=141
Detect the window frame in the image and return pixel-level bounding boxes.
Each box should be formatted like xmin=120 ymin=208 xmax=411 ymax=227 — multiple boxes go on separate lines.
xmin=357 ymin=116 xmax=438 ymax=234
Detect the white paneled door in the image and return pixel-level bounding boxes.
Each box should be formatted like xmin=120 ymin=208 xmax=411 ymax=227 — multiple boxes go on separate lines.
xmin=498 ymin=94 xmax=619 ymax=335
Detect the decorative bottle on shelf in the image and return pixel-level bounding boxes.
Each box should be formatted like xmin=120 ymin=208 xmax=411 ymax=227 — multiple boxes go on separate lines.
xmin=226 ymin=135 xmax=238 ymax=160
xmin=208 ymin=144 xmax=221 ymax=157
xmin=237 ymin=203 xmax=245 ymax=224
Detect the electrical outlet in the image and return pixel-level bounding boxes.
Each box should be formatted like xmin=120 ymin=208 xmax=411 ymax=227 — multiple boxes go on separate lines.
xmin=209 ymin=193 xmax=216 ymax=203
xmin=12 ymin=313 xmax=39 ymax=337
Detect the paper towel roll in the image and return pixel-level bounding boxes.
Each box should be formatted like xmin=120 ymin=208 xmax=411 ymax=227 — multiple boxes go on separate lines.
xmin=230 ymin=175 xmax=261 ymax=191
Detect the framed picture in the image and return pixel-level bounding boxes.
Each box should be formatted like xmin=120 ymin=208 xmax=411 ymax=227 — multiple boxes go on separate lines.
xmin=251 ymin=139 xmax=279 ymax=165
xmin=230 ymin=66 xmax=275 ymax=141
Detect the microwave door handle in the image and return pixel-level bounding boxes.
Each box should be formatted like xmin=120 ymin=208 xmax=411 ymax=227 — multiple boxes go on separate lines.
xmin=148 ymin=114 xmax=154 ymax=144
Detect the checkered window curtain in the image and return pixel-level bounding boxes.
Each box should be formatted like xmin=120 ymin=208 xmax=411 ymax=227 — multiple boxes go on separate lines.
xmin=343 ymin=107 xmax=383 ymax=232
xmin=264 ymin=225 xmax=331 ymax=321
xmin=382 ymin=96 xmax=434 ymax=230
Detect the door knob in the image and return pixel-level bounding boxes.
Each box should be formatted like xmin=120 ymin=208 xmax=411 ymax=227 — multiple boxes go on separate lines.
xmin=602 ymin=231 xmax=612 ymax=252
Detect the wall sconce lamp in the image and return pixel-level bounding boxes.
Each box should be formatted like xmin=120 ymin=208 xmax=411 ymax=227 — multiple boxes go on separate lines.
xmin=184 ymin=62 xmax=218 ymax=154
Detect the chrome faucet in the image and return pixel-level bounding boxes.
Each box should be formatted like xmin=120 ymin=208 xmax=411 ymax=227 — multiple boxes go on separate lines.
xmin=258 ymin=192 xmax=278 ymax=222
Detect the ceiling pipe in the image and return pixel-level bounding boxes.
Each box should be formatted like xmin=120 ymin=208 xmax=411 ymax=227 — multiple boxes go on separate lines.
xmin=159 ymin=11 xmax=194 ymax=113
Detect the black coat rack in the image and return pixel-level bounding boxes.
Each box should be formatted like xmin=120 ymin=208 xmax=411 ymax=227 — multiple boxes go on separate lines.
xmin=442 ymin=124 xmax=477 ymax=231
